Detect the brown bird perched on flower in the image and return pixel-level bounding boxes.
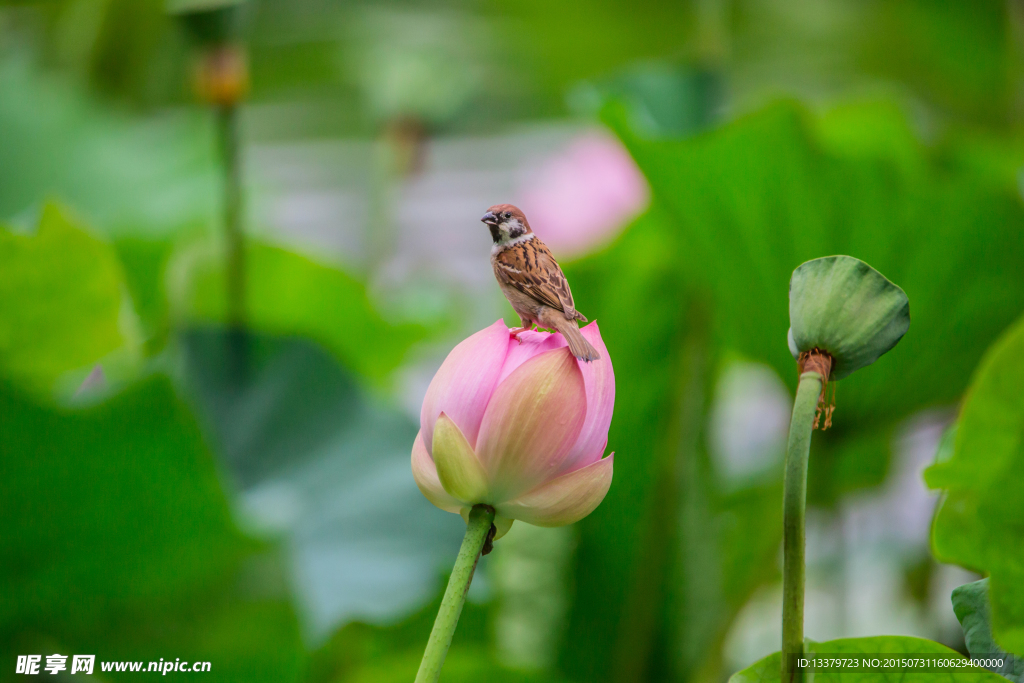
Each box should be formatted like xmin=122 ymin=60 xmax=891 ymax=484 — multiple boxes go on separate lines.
xmin=482 ymin=204 xmax=600 ymax=362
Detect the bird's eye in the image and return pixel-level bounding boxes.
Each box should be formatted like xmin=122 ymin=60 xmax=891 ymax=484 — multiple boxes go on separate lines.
xmin=503 ymin=212 xmax=512 ymax=219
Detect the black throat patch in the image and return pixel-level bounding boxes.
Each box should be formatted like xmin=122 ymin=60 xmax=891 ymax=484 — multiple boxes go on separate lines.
xmin=488 ymin=224 xmax=501 ymax=243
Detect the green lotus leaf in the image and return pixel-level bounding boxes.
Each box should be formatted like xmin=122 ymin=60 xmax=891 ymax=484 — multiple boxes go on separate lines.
xmin=952 ymin=579 xmax=1024 ymax=683
xmin=167 ymin=0 xmax=247 ymax=46
xmin=0 ymin=203 xmax=139 ymax=394
xmin=729 ymin=635 xmax=1008 ymax=683
xmin=925 ymin=313 xmax=1024 ymax=655
xmin=787 ymin=255 xmax=910 ymax=380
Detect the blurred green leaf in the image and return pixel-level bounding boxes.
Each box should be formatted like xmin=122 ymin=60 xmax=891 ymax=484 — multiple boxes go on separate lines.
xmin=729 ymin=636 xmax=1007 ymax=683
xmin=604 ymin=98 xmax=1024 ymax=484
xmin=926 ymin=314 xmax=1024 ymax=655
xmin=46 ymin=0 xmax=186 ymax=106
xmin=810 ymin=100 xmax=927 ymax=179
xmin=716 ymin=480 xmax=784 ymax=619
xmin=808 ymin=428 xmax=891 ymax=507
xmin=1 ymin=376 xmax=246 ymax=620
xmin=486 ymin=0 xmax=698 ymax=116
xmin=561 ymin=205 xmax=784 ymax=683
xmin=0 ymin=374 xmax=303 ymax=681
xmin=952 ymin=579 xmax=1023 ymax=683
xmin=345 ymin=648 xmax=554 ymax=683
xmin=0 ymin=202 xmax=137 ymax=393
xmin=562 ymin=97 xmax=1024 ymax=683
xmin=171 ymin=241 xmax=429 ymax=382
xmin=305 ymin=588 xmax=561 ymax=683
xmin=861 ymin=0 xmax=1011 ymax=126
xmin=570 ymin=62 xmax=723 ymax=137
xmin=670 ymin=447 xmax=784 ymax=683
xmin=490 ymin=524 xmax=575 ymax=671
xmin=180 ymin=327 xmax=465 ymax=636
xmin=0 ymin=62 xmax=218 ymax=236
xmin=114 ymin=236 xmax=175 ymax=354
xmin=181 ymin=327 xmax=361 ymax=487
xmin=559 ymin=206 xmax=693 ymax=682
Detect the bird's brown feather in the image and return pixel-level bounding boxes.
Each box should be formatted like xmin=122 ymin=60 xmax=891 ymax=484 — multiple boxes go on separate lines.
xmin=493 ymin=238 xmax=581 ymax=321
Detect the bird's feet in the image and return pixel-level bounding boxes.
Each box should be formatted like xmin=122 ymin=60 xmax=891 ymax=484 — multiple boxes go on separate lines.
xmin=508 ymin=324 xmax=535 ymax=344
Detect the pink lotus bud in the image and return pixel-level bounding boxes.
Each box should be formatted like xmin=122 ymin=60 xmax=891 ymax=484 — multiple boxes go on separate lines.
xmin=412 ymin=320 xmax=615 ymax=538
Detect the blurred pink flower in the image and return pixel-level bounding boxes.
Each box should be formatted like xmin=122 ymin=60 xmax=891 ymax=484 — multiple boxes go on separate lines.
xmin=412 ymin=320 xmax=615 ymax=538
xmin=518 ymin=132 xmax=649 ymax=256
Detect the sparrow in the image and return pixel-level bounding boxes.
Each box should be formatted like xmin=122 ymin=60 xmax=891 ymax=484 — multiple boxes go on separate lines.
xmin=482 ymin=204 xmax=600 ymax=362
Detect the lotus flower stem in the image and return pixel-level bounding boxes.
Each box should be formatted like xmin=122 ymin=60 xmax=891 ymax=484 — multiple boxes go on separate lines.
xmin=415 ymin=504 xmax=496 ymax=683
xmin=781 ymin=371 xmax=823 ymax=683
xmin=217 ymin=103 xmax=245 ymax=333
xmin=216 ymin=102 xmax=248 ymax=382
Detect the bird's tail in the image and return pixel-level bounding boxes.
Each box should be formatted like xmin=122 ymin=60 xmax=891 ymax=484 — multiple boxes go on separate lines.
xmin=553 ymin=317 xmax=600 ymax=362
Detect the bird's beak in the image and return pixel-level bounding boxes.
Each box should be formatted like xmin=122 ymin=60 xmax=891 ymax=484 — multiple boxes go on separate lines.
xmin=481 ymin=211 xmax=498 ymax=225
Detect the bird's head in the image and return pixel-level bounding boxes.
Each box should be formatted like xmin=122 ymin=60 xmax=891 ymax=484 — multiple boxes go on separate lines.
xmin=481 ymin=204 xmax=532 ymax=244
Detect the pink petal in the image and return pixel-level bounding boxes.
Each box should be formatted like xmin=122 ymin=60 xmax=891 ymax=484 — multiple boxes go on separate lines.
xmin=558 ymin=322 xmax=615 ymax=473
xmin=432 ymin=413 xmax=489 ymax=504
xmin=497 ymin=329 xmax=567 ymax=386
xmin=411 ymin=431 xmax=462 ymax=513
xmin=499 ymin=323 xmax=614 ymax=474
xmin=497 ymin=454 xmax=614 ymax=527
xmin=476 ymin=347 xmax=587 ymax=501
xmin=421 ymin=320 xmax=509 ymax=454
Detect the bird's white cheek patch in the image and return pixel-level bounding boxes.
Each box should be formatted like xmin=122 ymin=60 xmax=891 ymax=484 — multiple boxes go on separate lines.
xmin=491 ymin=231 xmax=535 ymax=255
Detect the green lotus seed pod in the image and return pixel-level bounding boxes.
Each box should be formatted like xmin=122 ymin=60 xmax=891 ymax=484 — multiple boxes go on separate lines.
xmin=787 ymin=255 xmax=909 ymax=381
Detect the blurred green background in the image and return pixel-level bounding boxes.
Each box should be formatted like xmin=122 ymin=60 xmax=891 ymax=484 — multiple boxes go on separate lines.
xmin=3 ymin=0 xmax=1024 ymax=681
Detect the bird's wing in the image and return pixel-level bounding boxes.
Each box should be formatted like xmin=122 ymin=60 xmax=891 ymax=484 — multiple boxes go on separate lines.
xmin=494 ymin=238 xmax=577 ymax=319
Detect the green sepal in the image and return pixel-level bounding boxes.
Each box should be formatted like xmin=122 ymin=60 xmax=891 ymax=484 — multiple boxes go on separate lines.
xmin=432 ymin=413 xmax=489 ymax=505
xmin=787 ymin=255 xmax=909 ymax=380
